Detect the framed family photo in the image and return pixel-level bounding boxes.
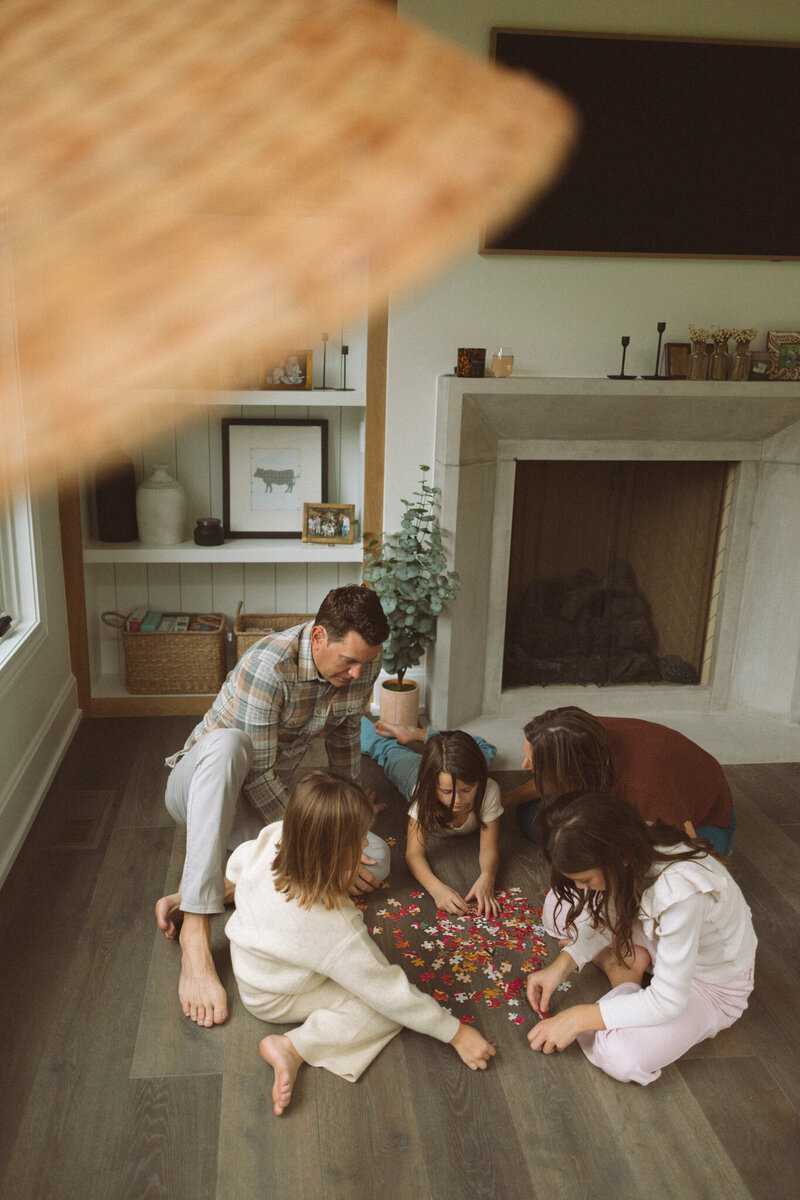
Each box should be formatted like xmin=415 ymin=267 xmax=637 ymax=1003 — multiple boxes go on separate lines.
xmin=261 ymin=350 xmax=312 ymax=390
xmin=222 ymin=418 xmax=328 ymax=538
xmin=302 ymin=502 xmax=355 ymax=544
xmin=766 ymin=331 xmax=800 ymax=380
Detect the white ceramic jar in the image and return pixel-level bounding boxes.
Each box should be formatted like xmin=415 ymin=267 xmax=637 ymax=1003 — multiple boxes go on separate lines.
xmin=136 ymin=465 xmax=188 ymax=545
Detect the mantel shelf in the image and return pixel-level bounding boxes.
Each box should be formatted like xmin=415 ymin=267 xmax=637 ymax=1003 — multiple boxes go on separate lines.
xmin=83 ymin=538 xmax=364 ymax=564
xmin=143 ymin=388 xmax=366 ymax=407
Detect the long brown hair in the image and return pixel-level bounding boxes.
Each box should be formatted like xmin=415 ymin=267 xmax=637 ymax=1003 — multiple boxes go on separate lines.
xmin=410 ymin=730 xmax=489 ymax=834
xmin=272 ymin=770 xmax=373 ymax=910
xmin=523 ymin=706 xmax=612 ymax=798
xmin=537 ymin=791 xmax=717 ymax=962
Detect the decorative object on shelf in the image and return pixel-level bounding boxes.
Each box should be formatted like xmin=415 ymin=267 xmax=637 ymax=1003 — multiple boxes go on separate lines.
xmin=222 ymin=417 xmax=327 ymax=538
xmin=687 ymin=326 xmax=711 ymax=380
xmin=302 ymin=502 xmax=355 ymax=544
xmin=233 ymin=602 xmax=313 ymax=659
xmin=314 ymin=333 xmax=331 ymax=390
xmin=136 ymin=465 xmax=188 ymax=545
xmin=363 ymin=464 xmax=461 ymax=727
xmin=766 ymin=331 xmax=800 ymax=381
xmin=664 ymin=342 xmax=690 ymax=379
xmin=641 ymin=321 xmax=667 ymax=380
xmin=607 ymin=336 xmax=636 ymax=380
xmin=728 ymin=328 xmax=758 ymax=381
xmin=102 ymin=609 xmax=226 ymax=694
xmin=748 ymin=350 xmax=773 ymax=381
xmin=490 ymin=347 xmax=514 ymax=377
xmin=709 ymin=327 xmax=733 ymax=380
xmin=193 ymin=517 xmax=224 ymax=546
xmin=261 ymin=350 xmax=312 ymax=390
xmin=94 ymin=447 xmax=138 ymax=542
xmin=338 ymin=343 xmax=353 ymax=391
xmin=456 ymin=348 xmax=486 ymax=377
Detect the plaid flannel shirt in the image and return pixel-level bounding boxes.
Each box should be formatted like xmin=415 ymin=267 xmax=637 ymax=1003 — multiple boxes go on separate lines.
xmin=168 ymin=621 xmax=381 ymax=823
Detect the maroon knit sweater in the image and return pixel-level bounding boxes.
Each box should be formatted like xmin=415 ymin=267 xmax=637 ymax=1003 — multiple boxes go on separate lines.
xmin=601 ymin=717 xmax=732 ymax=830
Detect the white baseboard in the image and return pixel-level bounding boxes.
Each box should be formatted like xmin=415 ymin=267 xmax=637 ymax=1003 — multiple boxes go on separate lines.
xmin=0 ymin=675 xmax=81 ymax=888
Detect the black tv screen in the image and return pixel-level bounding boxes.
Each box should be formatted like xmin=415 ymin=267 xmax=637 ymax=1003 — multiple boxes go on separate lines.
xmin=484 ymin=29 xmax=800 ymax=259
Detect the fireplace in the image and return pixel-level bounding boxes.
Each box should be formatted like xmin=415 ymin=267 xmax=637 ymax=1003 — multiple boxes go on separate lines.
xmin=428 ymin=376 xmax=800 ymax=731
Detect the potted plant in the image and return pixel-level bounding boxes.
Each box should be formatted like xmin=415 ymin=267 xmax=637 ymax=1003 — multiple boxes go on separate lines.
xmin=363 ymin=465 xmax=461 ymax=726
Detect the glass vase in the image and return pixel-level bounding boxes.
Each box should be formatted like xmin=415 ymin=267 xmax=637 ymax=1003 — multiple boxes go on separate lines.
xmin=729 ymin=340 xmax=752 ymax=381
xmin=687 ymin=340 xmax=709 ymax=380
xmin=709 ymin=341 xmax=730 ymax=380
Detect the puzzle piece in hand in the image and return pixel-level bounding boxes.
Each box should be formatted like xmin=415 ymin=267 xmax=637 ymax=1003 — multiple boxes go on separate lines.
xmin=382 ymin=888 xmax=549 ymax=1024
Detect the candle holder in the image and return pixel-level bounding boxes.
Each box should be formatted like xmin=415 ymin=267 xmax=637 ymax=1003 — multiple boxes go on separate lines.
xmin=641 ymin=321 xmax=666 ymax=379
xmin=314 ymin=332 xmax=332 ymax=389
xmin=607 ymin=336 xmax=637 ymax=380
xmin=337 ymin=343 xmax=354 ymax=391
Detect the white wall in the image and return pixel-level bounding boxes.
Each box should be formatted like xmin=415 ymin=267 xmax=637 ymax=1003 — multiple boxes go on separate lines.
xmin=0 ymin=486 xmax=79 ymax=885
xmin=386 ymin=0 xmax=800 ymax=529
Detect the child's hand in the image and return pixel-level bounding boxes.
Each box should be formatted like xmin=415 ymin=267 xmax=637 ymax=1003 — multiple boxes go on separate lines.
xmin=465 ymin=877 xmax=500 ymax=917
xmin=431 ymin=884 xmax=470 ymax=916
xmin=450 ymin=1023 xmax=496 ymax=1070
xmin=526 ymin=955 xmax=572 ymax=1018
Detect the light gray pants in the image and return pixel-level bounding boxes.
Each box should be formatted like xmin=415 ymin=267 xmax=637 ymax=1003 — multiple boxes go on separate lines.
xmin=165 ymin=729 xmax=391 ymax=913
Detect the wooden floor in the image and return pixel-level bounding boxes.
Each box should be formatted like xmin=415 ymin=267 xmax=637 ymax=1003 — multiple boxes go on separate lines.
xmin=1 ymin=717 xmax=799 ymax=1200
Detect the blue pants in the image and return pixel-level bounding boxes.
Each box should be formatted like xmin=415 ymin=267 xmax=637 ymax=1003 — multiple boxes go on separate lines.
xmin=360 ymin=718 xmax=496 ymax=802
xmin=516 ymin=797 xmax=737 ymax=855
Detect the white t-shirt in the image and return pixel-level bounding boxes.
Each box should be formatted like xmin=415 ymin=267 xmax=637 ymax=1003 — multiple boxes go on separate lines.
xmin=407 ymin=778 xmax=503 ymax=837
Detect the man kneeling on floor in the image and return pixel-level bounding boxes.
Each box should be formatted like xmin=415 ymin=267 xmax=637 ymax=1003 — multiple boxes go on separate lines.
xmin=155 ymin=584 xmax=390 ymax=1027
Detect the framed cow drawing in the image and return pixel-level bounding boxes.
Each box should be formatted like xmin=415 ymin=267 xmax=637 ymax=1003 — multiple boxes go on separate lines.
xmin=222 ymin=418 xmax=328 ymax=538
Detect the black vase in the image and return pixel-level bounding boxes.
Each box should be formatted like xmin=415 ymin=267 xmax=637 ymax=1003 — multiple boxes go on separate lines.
xmin=94 ymin=449 xmax=138 ymax=542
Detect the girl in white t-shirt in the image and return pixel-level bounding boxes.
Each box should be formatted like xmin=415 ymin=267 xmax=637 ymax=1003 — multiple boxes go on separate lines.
xmin=225 ymin=771 xmax=495 ymax=1116
xmin=360 ymin=718 xmax=502 ymax=916
xmin=525 ymin=791 xmax=757 ymax=1085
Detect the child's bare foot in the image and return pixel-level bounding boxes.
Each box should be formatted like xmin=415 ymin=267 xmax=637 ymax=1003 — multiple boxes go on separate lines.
xmin=260 ymin=1034 xmax=304 ymax=1115
xmin=593 ymin=943 xmax=651 ymax=989
xmin=374 ymin=720 xmax=427 ymax=745
xmin=155 ymin=891 xmax=183 ymax=940
xmin=178 ymin=913 xmax=228 ymax=1027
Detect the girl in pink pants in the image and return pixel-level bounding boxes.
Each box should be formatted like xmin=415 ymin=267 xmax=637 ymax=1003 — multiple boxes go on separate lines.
xmin=527 ymin=793 xmax=756 ymax=1085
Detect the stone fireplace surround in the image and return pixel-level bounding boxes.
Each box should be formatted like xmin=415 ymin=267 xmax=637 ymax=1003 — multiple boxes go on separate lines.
xmin=428 ymin=376 xmax=800 ymax=766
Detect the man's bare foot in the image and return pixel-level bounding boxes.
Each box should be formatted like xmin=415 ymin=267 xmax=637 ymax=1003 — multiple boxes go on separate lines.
xmin=593 ymin=943 xmax=651 ymax=990
xmin=260 ymin=1034 xmax=304 ymax=1115
xmin=178 ymin=913 xmax=228 ymax=1027
xmin=155 ymin=891 xmax=183 ymax=940
xmin=374 ymin=720 xmax=427 ymax=745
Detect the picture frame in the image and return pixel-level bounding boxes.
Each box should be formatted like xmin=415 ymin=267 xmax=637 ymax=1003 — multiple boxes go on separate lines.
xmin=222 ymin=418 xmax=328 ymax=538
xmin=748 ymin=350 xmax=774 ymax=382
xmin=664 ymin=342 xmax=691 ymax=379
xmin=766 ymin=331 xmax=800 ymax=381
xmin=302 ymin=502 xmax=356 ymax=544
xmin=261 ymin=350 xmax=313 ymax=390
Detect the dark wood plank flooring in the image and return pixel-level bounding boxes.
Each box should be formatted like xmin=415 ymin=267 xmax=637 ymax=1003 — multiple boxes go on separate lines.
xmin=1 ymin=717 xmax=799 ymax=1200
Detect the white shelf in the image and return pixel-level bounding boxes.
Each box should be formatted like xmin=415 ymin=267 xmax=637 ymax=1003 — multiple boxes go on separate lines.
xmin=83 ymin=538 xmax=364 ymax=564
xmin=146 ymin=388 xmax=366 ymax=408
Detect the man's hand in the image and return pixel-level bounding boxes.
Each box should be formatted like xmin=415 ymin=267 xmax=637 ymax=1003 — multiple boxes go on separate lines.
xmin=350 ymin=854 xmax=379 ymax=896
xmin=363 ymin=786 xmax=387 ymax=817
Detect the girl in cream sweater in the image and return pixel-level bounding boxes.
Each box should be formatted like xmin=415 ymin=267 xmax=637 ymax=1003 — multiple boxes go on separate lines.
xmin=225 ymin=770 xmax=495 ymax=1115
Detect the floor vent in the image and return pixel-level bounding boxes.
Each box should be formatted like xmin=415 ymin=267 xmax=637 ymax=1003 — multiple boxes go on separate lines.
xmin=51 ymin=791 xmax=115 ymax=849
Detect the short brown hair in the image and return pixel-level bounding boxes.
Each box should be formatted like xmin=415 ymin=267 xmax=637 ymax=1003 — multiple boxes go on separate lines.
xmin=314 ymin=584 xmax=389 ymax=647
xmin=272 ymin=770 xmax=373 ymax=910
xmin=522 ymin=706 xmax=612 ymax=799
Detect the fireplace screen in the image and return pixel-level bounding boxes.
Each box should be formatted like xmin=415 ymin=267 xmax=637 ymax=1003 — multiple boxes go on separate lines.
xmin=503 ymin=461 xmax=730 ymax=688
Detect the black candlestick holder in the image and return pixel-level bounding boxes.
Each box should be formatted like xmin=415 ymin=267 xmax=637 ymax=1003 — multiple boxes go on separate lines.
xmin=641 ymin=322 xmax=667 ymax=380
xmin=608 ymin=336 xmax=637 ymax=380
xmin=314 ymin=332 xmax=332 ymax=389
xmin=337 ymin=343 xmax=354 ymax=391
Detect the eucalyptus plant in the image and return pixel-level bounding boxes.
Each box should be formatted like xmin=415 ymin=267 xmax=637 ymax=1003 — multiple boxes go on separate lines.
xmin=363 ymin=465 xmax=461 ymax=688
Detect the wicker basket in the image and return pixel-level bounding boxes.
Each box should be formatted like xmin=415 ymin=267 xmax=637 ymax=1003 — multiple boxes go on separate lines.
xmin=102 ymin=611 xmax=227 ymax=694
xmin=233 ymin=602 xmax=312 ymax=659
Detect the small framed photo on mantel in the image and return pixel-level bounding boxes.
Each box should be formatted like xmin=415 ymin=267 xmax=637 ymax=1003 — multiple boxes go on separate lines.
xmin=261 ymin=350 xmax=313 ymax=390
xmin=302 ymin=502 xmax=355 ymax=544
xmin=766 ymin=331 xmax=800 ymax=380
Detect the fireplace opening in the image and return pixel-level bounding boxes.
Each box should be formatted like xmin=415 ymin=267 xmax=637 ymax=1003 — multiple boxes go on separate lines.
xmin=503 ymin=460 xmax=733 ymax=689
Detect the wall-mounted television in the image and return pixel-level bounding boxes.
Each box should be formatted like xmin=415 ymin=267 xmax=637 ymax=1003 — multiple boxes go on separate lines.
xmin=483 ymin=29 xmax=800 ymax=260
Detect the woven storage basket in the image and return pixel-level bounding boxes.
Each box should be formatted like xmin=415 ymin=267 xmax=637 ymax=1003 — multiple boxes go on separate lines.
xmin=233 ymin=602 xmax=312 ymax=659
xmin=102 ymin=611 xmax=227 ymax=694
